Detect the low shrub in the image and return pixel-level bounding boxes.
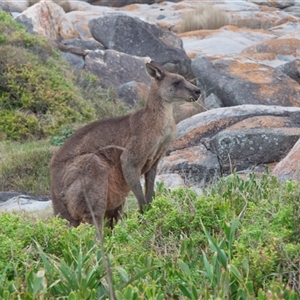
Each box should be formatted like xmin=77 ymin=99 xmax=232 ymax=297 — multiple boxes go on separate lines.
xmin=0 ymin=141 xmax=56 ymax=194
xmin=0 ymin=11 xmax=133 ymax=142
xmin=0 ymin=173 xmax=299 ymax=299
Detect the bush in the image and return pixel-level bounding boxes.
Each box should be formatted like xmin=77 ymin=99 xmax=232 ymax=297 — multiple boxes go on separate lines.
xmin=0 ymin=11 xmax=133 ymax=142
xmin=0 ymin=141 xmax=56 ymax=194
xmin=1 ymin=172 xmax=299 ymax=299
xmin=180 ymin=4 xmax=229 ymax=32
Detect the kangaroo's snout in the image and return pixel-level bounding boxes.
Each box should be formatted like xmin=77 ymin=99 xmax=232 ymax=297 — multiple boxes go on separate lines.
xmin=186 ymin=84 xmax=201 ymax=102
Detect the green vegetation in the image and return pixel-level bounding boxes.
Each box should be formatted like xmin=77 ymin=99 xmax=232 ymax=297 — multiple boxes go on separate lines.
xmin=0 ymin=173 xmax=299 ymax=299
xmin=0 ymin=141 xmax=56 ymax=195
xmin=0 ymin=7 xmax=299 ymax=300
xmin=0 ymin=11 xmax=131 ymax=141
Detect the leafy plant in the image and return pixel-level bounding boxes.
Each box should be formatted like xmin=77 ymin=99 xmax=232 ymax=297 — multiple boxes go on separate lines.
xmin=50 ymin=128 xmax=74 ymax=146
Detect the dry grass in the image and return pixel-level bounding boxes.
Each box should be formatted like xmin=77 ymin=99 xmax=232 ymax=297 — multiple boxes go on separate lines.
xmin=179 ymin=4 xmax=275 ymax=33
xmin=179 ymin=4 xmax=229 ymax=33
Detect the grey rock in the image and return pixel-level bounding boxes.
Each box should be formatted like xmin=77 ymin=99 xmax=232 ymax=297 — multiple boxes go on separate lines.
xmin=192 ymin=55 xmax=300 ymax=107
xmin=62 ymin=52 xmax=85 ymax=70
xmin=207 ymin=128 xmax=300 ymax=174
xmin=158 ymin=144 xmax=221 ymax=187
xmin=116 ymin=81 xmax=149 ymax=106
xmin=15 ymin=14 xmax=35 ymax=34
xmin=204 ymin=93 xmax=223 ymax=110
xmin=158 ymin=105 xmax=300 ymax=187
xmin=89 ymin=14 xmax=193 ymax=78
xmin=85 ymin=49 xmax=151 ymax=88
xmin=0 ymin=191 xmax=49 ymax=203
xmin=60 ymin=38 xmax=104 ymax=51
xmin=276 ymin=59 xmax=300 ymax=84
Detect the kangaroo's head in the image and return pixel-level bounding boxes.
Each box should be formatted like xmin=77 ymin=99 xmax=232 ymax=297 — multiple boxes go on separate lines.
xmin=145 ymin=61 xmax=201 ymax=103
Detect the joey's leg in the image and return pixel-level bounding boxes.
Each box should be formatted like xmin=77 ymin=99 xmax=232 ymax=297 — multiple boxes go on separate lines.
xmin=120 ymin=151 xmax=146 ymax=213
xmin=145 ymin=161 xmax=159 ymax=204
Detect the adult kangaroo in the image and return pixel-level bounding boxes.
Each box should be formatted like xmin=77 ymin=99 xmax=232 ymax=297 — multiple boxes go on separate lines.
xmin=50 ymin=61 xmax=201 ymax=228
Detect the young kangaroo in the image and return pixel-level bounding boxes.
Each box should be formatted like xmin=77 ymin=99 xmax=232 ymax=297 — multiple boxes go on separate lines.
xmin=50 ymin=61 xmax=201 ymax=228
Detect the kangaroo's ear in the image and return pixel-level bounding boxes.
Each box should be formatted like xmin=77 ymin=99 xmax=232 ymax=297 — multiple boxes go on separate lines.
xmin=146 ymin=61 xmax=165 ymax=81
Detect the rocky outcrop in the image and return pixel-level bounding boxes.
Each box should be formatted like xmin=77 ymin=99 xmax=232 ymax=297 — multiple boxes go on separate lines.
xmin=272 ymin=139 xmax=300 ymax=181
xmin=1 ymin=0 xmax=300 ymax=191
xmin=15 ymin=0 xmax=78 ymax=39
xmin=0 ymin=192 xmax=51 ymax=212
xmin=89 ymin=14 xmax=193 ymax=78
xmin=85 ymin=49 xmax=151 ymax=88
xmin=192 ymin=55 xmax=300 ymax=107
xmin=158 ymin=105 xmax=300 ymax=187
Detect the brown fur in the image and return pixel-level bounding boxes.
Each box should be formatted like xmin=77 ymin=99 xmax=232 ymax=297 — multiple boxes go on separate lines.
xmin=50 ymin=61 xmax=201 ymax=228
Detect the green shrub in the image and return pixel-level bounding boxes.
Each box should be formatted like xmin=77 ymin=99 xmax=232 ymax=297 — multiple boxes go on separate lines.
xmin=0 ymin=11 xmax=133 ymax=142
xmin=1 ymin=173 xmax=299 ymax=299
xmin=0 ymin=45 xmax=95 ymax=140
xmin=0 ymin=141 xmax=56 ymax=194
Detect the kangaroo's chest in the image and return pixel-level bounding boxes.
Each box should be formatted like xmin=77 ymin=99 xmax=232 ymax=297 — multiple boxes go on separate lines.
xmin=141 ymin=120 xmax=177 ymax=174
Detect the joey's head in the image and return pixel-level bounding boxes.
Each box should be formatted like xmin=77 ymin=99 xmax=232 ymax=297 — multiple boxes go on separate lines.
xmin=145 ymin=61 xmax=201 ymax=103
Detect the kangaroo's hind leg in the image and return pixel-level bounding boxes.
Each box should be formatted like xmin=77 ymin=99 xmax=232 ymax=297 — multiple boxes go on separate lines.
xmin=64 ymin=153 xmax=109 ymax=228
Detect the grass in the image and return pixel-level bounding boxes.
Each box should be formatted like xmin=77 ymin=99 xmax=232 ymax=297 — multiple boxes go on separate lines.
xmin=179 ymin=4 xmax=275 ymax=33
xmin=0 ymin=140 xmax=57 ymax=195
xmin=0 ymin=173 xmax=299 ymax=299
xmin=179 ymin=4 xmax=230 ymax=32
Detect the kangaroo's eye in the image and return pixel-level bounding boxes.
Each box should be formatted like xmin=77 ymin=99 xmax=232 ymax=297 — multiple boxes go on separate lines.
xmin=173 ymin=81 xmax=181 ymax=87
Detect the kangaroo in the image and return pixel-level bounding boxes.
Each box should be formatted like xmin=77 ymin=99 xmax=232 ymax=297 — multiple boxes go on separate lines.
xmin=50 ymin=61 xmax=201 ymax=228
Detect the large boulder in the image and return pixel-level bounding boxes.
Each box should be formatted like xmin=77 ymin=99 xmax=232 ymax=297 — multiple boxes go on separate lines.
xmin=15 ymin=0 xmax=78 ymax=40
xmin=272 ymin=138 xmax=300 ymax=182
xmin=89 ymin=14 xmax=193 ymax=78
xmin=248 ymin=0 xmax=295 ymax=9
xmin=192 ymin=55 xmax=300 ymax=107
xmin=158 ymin=105 xmax=300 ymax=188
xmin=276 ymin=58 xmax=300 ymax=84
xmin=88 ymin=0 xmax=181 ymax=7
xmin=85 ymin=49 xmax=151 ymax=88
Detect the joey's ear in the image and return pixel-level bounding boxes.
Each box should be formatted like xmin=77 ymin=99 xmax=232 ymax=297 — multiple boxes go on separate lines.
xmin=145 ymin=61 xmax=165 ymax=81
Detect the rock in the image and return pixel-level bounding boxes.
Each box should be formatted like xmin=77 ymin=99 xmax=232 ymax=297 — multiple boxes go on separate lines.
xmin=248 ymin=0 xmax=295 ymax=9
xmin=28 ymin=0 xmax=73 ymax=13
xmin=3 ymin=0 xmax=29 ymax=13
xmin=89 ymin=0 xmax=181 ymax=8
xmin=158 ymin=144 xmax=221 ymax=187
xmin=15 ymin=0 xmax=78 ymax=40
xmin=241 ymin=38 xmax=300 ymax=61
xmin=116 ymin=81 xmax=149 ymax=106
xmin=0 ymin=1 xmax=11 ymax=12
xmin=155 ymin=174 xmax=186 ymax=190
xmin=180 ymin=26 xmax=277 ymax=58
xmin=284 ymin=3 xmax=300 ymax=17
xmin=62 ymin=52 xmax=85 ymax=69
xmin=60 ymin=38 xmax=104 ymax=51
xmin=204 ymin=93 xmax=223 ymax=110
xmin=85 ymin=49 xmax=151 ymax=88
xmin=272 ymin=138 xmax=300 ymax=181
xmin=276 ymin=58 xmax=300 ymax=84
xmin=0 ymin=192 xmax=51 ymax=212
xmin=192 ymin=55 xmax=300 ymax=107
xmin=157 ymin=105 xmax=300 ymax=187
xmin=89 ymin=14 xmax=193 ymax=78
